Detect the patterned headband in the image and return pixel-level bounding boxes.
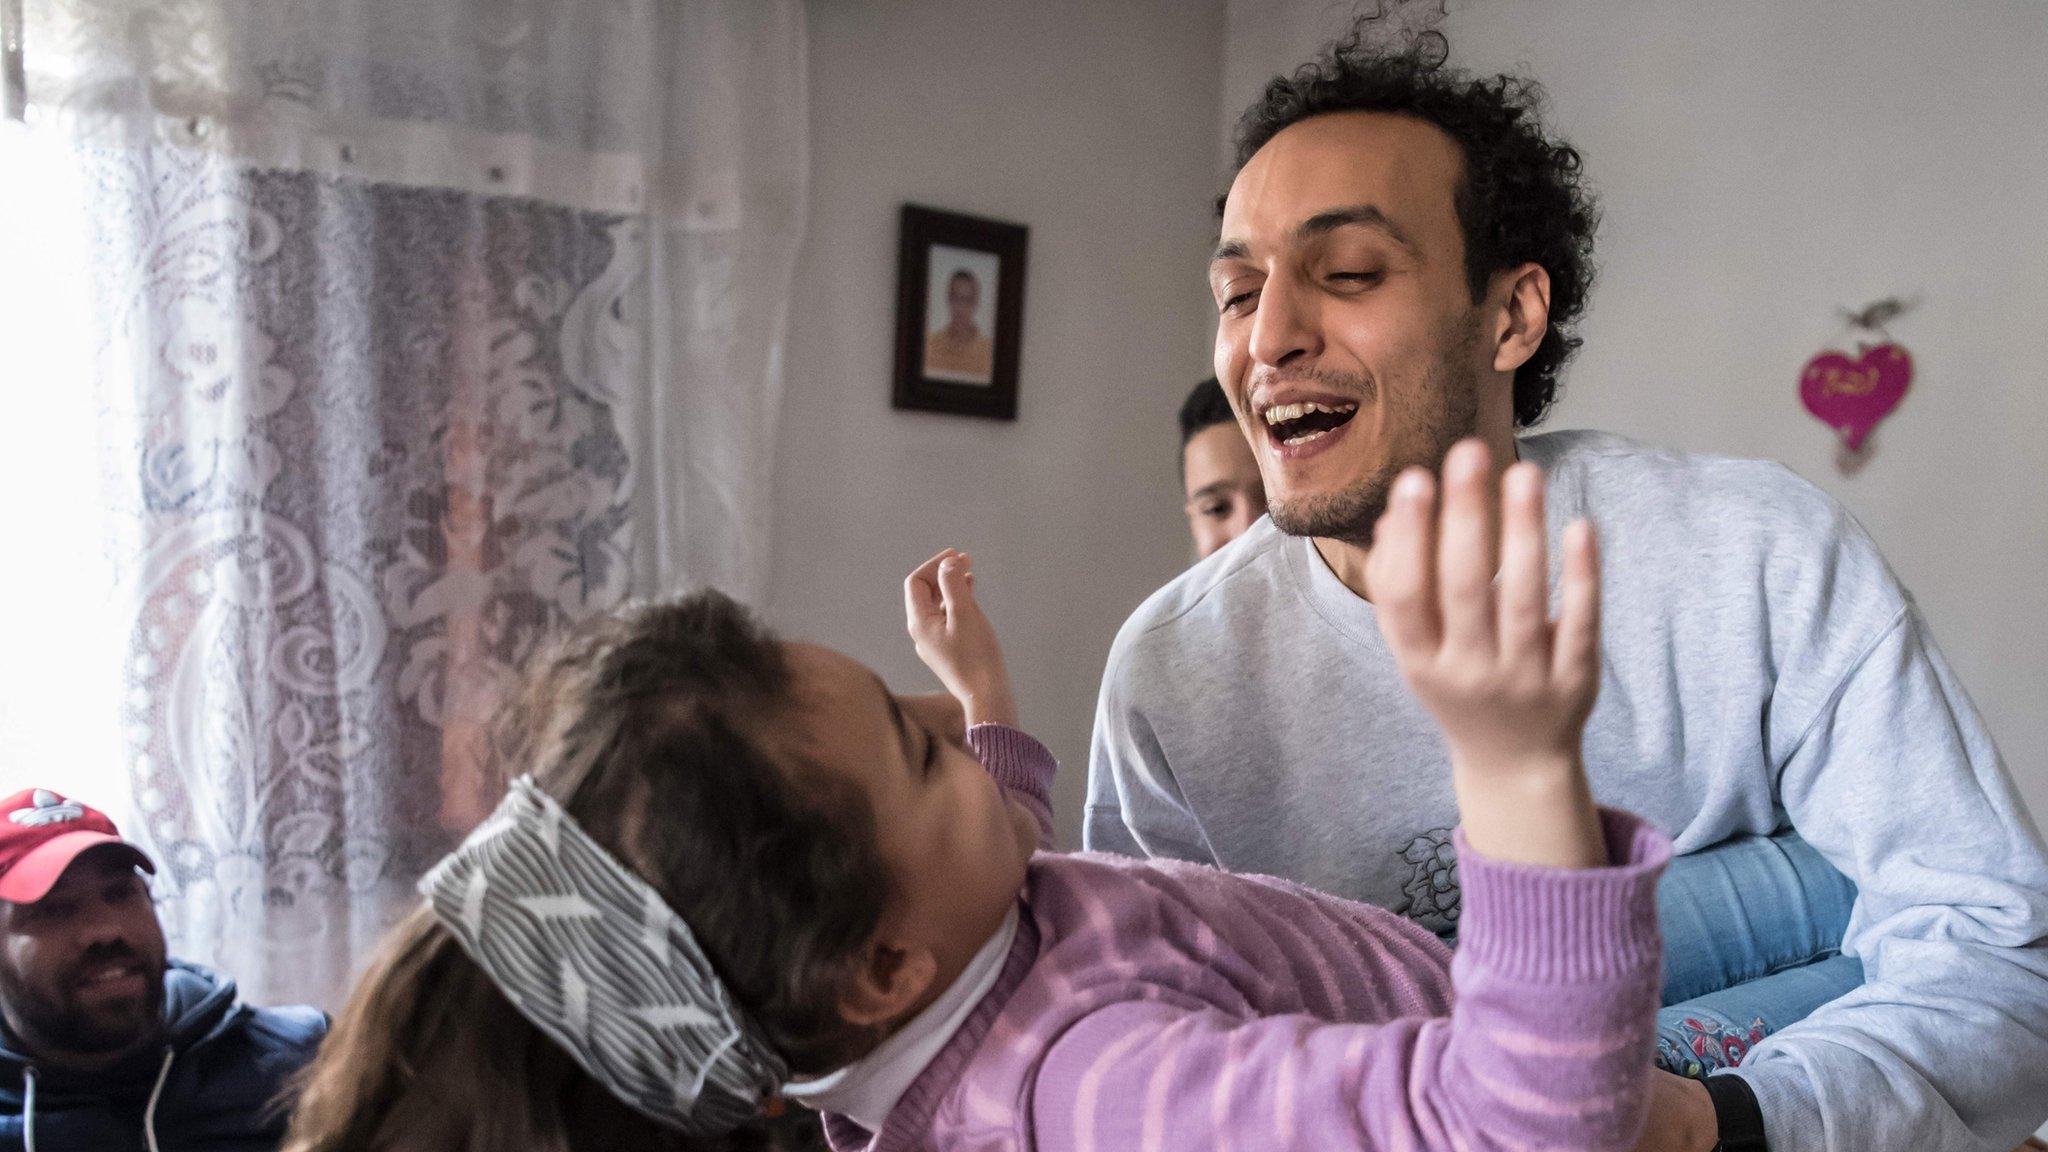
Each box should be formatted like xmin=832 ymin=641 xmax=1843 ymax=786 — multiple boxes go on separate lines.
xmin=419 ymin=776 xmax=790 ymax=1134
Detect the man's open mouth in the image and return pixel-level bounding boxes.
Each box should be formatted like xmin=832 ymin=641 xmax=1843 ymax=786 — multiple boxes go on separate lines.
xmin=1260 ymin=400 xmax=1359 ymax=448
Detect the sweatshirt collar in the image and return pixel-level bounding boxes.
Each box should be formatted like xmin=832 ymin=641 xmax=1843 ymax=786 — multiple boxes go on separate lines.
xmin=1287 ymin=437 xmax=1570 ymax=650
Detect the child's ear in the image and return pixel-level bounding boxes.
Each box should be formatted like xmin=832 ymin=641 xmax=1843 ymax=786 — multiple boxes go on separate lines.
xmin=837 ymin=937 xmax=937 ymax=1028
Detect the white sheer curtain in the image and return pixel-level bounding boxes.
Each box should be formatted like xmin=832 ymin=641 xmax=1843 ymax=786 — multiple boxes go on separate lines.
xmin=0 ymin=0 xmax=806 ymax=1007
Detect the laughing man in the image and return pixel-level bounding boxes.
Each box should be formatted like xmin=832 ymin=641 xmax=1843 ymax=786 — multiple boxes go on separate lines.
xmin=1089 ymin=32 xmax=2048 ymax=1152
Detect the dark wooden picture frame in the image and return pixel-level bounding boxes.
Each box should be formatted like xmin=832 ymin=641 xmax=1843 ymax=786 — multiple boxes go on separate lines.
xmin=891 ymin=205 xmax=1028 ymax=420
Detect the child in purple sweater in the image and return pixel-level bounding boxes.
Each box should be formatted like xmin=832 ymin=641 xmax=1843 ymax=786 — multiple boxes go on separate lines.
xmin=286 ymin=451 xmax=1670 ymax=1152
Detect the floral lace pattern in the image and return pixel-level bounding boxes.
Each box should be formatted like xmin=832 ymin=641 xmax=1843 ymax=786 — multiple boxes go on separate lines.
xmin=20 ymin=0 xmax=806 ymax=1009
xmin=86 ymin=144 xmax=640 ymax=1005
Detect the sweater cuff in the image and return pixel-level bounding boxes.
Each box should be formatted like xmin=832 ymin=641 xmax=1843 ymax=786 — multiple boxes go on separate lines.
xmin=1728 ymin=1061 xmax=1812 ymax=1152
xmin=966 ymin=723 xmax=1056 ymax=796
xmin=1453 ymin=807 xmax=1671 ymax=984
xmin=1703 ymin=1072 xmax=1771 ymax=1151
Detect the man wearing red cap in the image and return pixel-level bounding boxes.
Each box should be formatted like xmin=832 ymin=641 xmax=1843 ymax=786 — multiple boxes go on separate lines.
xmin=0 ymin=788 xmax=326 ymax=1151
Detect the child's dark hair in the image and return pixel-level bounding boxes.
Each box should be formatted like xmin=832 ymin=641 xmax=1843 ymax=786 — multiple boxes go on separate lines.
xmin=287 ymin=591 xmax=885 ymax=1152
xmin=1228 ymin=23 xmax=1600 ymax=428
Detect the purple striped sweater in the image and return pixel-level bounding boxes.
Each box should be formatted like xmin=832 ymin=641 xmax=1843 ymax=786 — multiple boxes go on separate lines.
xmin=819 ymin=724 xmax=1670 ymax=1152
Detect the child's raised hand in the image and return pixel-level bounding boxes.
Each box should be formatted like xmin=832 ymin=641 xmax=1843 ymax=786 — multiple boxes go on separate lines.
xmin=1367 ymin=439 xmax=1607 ymax=868
xmin=904 ymin=549 xmax=1018 ymax=729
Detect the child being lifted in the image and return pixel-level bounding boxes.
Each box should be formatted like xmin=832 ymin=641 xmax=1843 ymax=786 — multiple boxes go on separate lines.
xmin=286 ymin=441 xmax=1670 ymax=1152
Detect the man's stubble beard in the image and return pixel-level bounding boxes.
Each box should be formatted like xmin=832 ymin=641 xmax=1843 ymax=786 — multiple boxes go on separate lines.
xmin=1266 ymin=324 xmax=1484 ymax=547
xmin=0 ymin=948 xmax=166 ymax=1060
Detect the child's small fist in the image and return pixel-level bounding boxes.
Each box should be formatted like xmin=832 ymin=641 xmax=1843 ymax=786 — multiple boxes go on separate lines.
xmin=904 ymin=549 xmax=1018 ymax=728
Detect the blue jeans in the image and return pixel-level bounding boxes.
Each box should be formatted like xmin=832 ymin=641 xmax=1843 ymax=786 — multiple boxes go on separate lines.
xmin=1653 ymin=831 xmax=1862 ymax=1076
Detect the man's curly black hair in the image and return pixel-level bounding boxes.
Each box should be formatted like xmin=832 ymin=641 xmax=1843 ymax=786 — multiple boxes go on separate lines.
xmin=1228 ymin=27 xmax=1599 ymax=428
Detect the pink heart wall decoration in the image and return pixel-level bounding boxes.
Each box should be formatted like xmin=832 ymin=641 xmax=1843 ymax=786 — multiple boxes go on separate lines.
xmin=1799 ymin=342 xmax=1911 ymax=452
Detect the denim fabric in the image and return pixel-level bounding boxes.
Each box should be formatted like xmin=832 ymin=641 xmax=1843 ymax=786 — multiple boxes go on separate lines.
xmin=1653 ymin=831 xmax=1863 ymax=1076
xmin=1656 ymin=954 xmax=1864 ymax=1077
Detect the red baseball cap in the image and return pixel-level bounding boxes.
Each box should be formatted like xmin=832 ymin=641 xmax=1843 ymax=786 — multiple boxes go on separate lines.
xmin=0 ymin=789 xmax=155 ymax=905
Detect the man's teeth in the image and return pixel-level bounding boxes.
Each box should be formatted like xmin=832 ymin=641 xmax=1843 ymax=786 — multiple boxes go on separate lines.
xmin=80 ymin=963 xmax=140 ymax=987
xmin=1283 ymin=428 xmax=1330 ymax=445
xmin=1261 ymin=401 xmax=1358 ymax=426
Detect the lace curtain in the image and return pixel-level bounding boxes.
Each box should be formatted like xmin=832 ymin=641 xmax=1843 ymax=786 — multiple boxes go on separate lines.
xmin=3 ymin=0 xmax=807 ymax=1007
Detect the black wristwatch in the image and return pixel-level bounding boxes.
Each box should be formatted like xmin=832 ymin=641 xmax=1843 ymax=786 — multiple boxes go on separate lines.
xmin=1702 ymin=1073 xmax=1769 ymax=1152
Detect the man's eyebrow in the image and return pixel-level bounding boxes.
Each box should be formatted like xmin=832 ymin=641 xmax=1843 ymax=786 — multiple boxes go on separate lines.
xmin=878 ymin=675 xmax=916 ymax=773
xmin=1188 ymin=479 xmax=1243 ymax=502
xmin=1210 ymin=205 xmax=1414 ymax=267
xmin=1299 ymin=204 xmax=1415 ymax=251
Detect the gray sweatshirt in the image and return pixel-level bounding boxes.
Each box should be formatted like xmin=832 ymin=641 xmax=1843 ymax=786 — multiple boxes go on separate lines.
xmin=1087 ymin=429 xmax=2048 ymax=1151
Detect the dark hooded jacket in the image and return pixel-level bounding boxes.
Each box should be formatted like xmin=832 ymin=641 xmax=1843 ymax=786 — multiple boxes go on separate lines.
xmin=0 ymin=960 xmax=327 ymax=1152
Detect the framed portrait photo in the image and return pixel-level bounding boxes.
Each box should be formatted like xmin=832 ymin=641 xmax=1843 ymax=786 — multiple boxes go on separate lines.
xmin=892 ymin=205 xmax=1028 ymax=420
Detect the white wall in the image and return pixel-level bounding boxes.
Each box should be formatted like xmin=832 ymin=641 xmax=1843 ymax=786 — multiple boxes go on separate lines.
xmin=772 ymin=0 xmax=1227 ymax=844
xmin=1220 ymin=0 xmax=2048 ymax=830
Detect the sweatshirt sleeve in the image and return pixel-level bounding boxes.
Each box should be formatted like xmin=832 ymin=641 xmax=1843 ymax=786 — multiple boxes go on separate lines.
xmin=968 ymin=723 xmax=1057 ymax=850
xmin=1083 ymin=636 xmax=1217 ymax=863
xmin=1734 ymin=604 xmax=2048 ymax=1151
xmin=1032 ymin=810 xmax=1671 ymax=1152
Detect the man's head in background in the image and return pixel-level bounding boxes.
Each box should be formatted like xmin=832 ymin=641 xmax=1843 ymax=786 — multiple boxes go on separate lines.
xmin=0 ymin=789 xmax=167 ymax=1071
xmin=1180 ymin=377 xmax=1267 ymax=558
xmin=1209 ymin=27 xmax=1598 ymax=547
xmin=946 ymin=269 xmax=982 ymax=336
